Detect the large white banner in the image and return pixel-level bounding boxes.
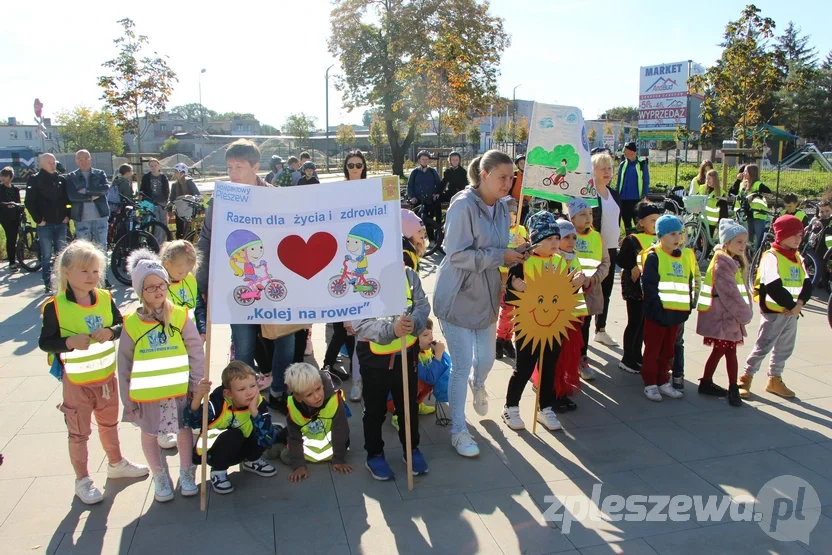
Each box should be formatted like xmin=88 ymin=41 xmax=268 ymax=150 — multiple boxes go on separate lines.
xmin=522 ymin=103 xmax=594 ymax=204
xmin=208 ymin=178 xmax=407 ymax=324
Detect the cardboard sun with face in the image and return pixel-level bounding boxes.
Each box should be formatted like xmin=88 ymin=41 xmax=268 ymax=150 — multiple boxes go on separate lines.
xmin=507 ymin=262 xmax=581 ymax=353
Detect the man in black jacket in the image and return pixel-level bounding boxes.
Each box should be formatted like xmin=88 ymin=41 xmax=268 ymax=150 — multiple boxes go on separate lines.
xmin=25 ymin=153 xmax=70 ymax=292
xmin=441 ymin=151 xmax=467 ymax=202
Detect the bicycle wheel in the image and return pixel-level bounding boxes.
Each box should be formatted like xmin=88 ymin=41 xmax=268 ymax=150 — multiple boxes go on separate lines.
xmin=748 ymin=244 xmax=765 ymax=284
xmin=15 ymin=229 xmax=41 ymax=272
xmin=111 ymin=230 xmax=159 ymax=286
xmin=140 ymin=220 xmax=172 ymax=245
xmin=424 ymin=219 xmax=444 ymax=257
xmin=184 ymin=229 xmax=199 ymax=245
xmin=684 ymin=221 xmax=706 ymax=263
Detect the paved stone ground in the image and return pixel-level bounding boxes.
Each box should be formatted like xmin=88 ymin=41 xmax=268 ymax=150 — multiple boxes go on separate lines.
xmin=0 ymin=254 xmax=830 ymax=555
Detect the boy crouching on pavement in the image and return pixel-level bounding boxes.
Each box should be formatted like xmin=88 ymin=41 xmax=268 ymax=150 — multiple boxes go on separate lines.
xmin=351 ymin=265 xmax=431 ymax=481
xmin=284 ymin=362 xmax=352 ymax=482
xmin=184 ymin=361 xmax=277 ymax=494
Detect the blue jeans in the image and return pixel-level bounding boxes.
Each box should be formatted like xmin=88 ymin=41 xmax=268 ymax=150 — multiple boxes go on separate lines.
xmin=270 ymin=334 xmax=295 ymax=396
xmin=37 ymin=223 xmax=68 ymax=285
xmin=74 ymin=217 xmax=109 ymax=250
xmin=672 ymin=325 xmax=685 ymax=377
xmin=439 ymin=319 xmax=497 ymax=435
xmin=748 ymin=218 xmax=766 ymax=252
xmin=230 ymin=324 xmax=260 ymax=369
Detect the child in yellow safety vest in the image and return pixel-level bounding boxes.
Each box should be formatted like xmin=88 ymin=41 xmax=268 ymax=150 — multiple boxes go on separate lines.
xmin=566 ymin=198 xmax=610 ymax=381
xmin=695 ymin=220 xmax=753 ymax=407
xmin=157 ymin=239 xmax=200 ymax=450
xmin=184 ymin=361 xmax=278 ymax=495
xmin=739 ymin=215 xmax=812 ymax=399
xmin=284 ymin=363 xmax=352 ymax=483
xmin=118 ymin=249 xmax=205 ymax=503
xmin=496 ymin=198 xmax=528 ymax=360
xmin=501 ymin=212 xmax=572 ymax=432
xmin=350 ymin=265 xmax=431 ymax=481
xmin=640 ymin=215 xmax=694 ymax=402
xmin=616 ymin=201 xmax=661 ymax=374
xmin=39 ymin=240 xmax=149 ymax=505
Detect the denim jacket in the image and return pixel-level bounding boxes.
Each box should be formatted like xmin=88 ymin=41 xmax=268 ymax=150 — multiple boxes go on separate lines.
xmin=65 ymin=168 xmax=111 ymax=220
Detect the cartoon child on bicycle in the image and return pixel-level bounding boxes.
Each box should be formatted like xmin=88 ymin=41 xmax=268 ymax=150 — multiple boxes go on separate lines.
xmin=554 ymin=158 xmax=568 ymax=185
xmin=345 ymin=222 xmax=384 ymax=288
xmin=227 ymin=229 xmax=266 ymax=280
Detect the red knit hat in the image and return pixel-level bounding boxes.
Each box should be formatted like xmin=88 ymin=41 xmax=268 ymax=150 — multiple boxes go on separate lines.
xmin=773 ymin=215 xmax=804 ymax=243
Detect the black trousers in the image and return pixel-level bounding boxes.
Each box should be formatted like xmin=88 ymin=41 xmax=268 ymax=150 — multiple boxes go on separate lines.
xmin=620 ymin=199 xmax=639 ymax=231
xmin=422 ymin=202 xmax=442 ymax=241
xmin=193 ymin=428 xmax=264 ymax=471
xmin=174 ymin=214 xmax=187 ymax=239
xmin=506 ymin=340 xmax=560 ymax=409
xmin=293 ymin=329 xmax=308 ymax=363
xmin=1 ymin=220 xmax=17 ymax=264
xmin=323 ymin=322 xmax=355 ymax=368
xmin=361 ymin=353 xmax=419 ymax=457
xmin=581 ymin=316 xmax=591 ymax=357
xmin=595 ymin=248 xmax=617 ymax=331
xmin=622 ymin=299 xmax=644 ymax=367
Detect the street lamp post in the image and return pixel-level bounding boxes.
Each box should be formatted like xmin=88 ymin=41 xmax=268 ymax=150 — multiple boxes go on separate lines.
xmin=199 ymin=68 xmax=206 ymax=175
xmin=512 ymin=84 xmax=521 ymax=158
xmin=325 ymin=65 xmax=334 ymax=173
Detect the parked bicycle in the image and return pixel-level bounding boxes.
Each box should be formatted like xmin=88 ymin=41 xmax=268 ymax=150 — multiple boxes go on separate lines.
xmin=328 ymin=257 xmax=380 ymax=299
xmin=135 ymin=197 xmax=173 ymax=245
xmin=409 ymin=196 xmax=446 ymax=257
xmin=172 ymin=195 xmax=205 ymax=243
xmin=110 ymin=195 xmax=161 ymax=286
xmin=9 ymin=203 xmax=40 ymax=272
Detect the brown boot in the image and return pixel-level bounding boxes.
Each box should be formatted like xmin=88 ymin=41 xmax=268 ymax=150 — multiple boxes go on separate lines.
xmin=765 ymin=376 xmax=795 ymax=398
xmin=738 ymin=374 xmax=753 ymax=398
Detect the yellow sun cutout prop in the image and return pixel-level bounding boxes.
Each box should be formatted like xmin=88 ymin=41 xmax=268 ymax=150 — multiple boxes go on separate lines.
xmin=507 ymin=262 xmax=581 ymax=354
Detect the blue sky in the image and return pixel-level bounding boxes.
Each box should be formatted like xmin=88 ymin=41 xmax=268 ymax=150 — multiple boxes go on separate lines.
xmin=3 ymin=0 xmax=831 ymax=130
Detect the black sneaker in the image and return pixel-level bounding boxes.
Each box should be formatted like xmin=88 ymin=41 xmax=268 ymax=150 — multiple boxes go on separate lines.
xmin=503 ymin=340 xmax=516 ymax=359
xmin=495 ymin=339 xmax=505 ymax=360
xmin=44 ymin=284 xmax=52 ymax=296
xmin=563 ymin=397 xmax=577 ymax=411
xmin=269 ymin=393 xmax=288 ymax=415
xmin=728 ymin=384 xmax=743 ymax=407
xmin=324 ymin=364 xmax=350 ymax=382
xmin=553 ymin=397 xmax=570 ymax=413
xmin=698 ymin=379 xmax=728 ymax=397
xmin=672 ymin=376 xmax=685 ymax=390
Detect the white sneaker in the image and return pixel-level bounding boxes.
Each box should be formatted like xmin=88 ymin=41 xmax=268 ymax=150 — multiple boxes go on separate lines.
xmin=468 ymin=378 xmax=488 ymax=416
xmin=349 ymin=379 xmax=363 ymax=402
xmin=644 ymin=385 xmax=663 ymax=402
xmin=211 ymin=470 xmax=233 ymax=494
xmin=659 ymin=382 xmax=684 ymax=399
xmin=579 ymin=359 xmax=596 ymax=381
xmin=451 ymin=431 xmax=480 ymax=458
xmin=74 ymin=476 xmax=104 ymax=505
xmin=107 ymin=457 xmax=149 ymax=479
xmin=501 ymin=406 xmax=525 ymax=430
xmin=179 ymin=465 xmax=199 ymax=497
xmin=157 ymin=432 xmax=177 ymax=449
xmin=152 ymin=472 xmax=174 ymax=502
xmin=594 ymin=330 xmax=619 ymax=346
xmin=536 ymin=407 xmax=562 ymax=431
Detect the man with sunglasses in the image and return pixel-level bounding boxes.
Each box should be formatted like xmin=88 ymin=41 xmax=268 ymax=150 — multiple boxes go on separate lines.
xmin=407 ymin=151 xmax=442 ymax=241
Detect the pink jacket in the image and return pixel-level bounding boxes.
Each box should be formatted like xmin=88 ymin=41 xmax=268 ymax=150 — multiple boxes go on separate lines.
xmin=696 ymin=252 xmax=753 ymax=342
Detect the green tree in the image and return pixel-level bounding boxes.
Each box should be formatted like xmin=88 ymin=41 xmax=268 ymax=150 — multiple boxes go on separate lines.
xmin=98 ymin=18 xmax=177 ymax=154
xmin=217 ymin=112 xmax=256 ymax=120
xmin=689 ymin=5 xmax=784 ymax=147
xmin=362 ymin=108 xmax=381 ymax=128
xmin=515 ymin=116 xmax=529 ymax=144
xmin=283 ymin=113 xmax=317 ymax=145
xmin=170 ymin=103 xmax=218 ymax=122
xmin=617 ymin=128 xmax=625 ymax=145
xmin=335 ymin=124 xmax=356 ymax=150
xmin=160 ymin=136 xmax=180 ymax=153
xmin=328 ymin=0 xmax=510 ymax=176
xmin=56 ymin=106 xmax=124 ymax=154
xmin=774 ymin=22 xmax=822 ymax=140
xmin=260 ymin=124 xmax=280 ymax=135
xmin=601 ymin=106 xmax=639 ymax=122
xmin=657 ymin=140 xmax=677 ymax=151
xmin=493 ymin=124 xmax=507 ymax=145
xmin=587 ymin=128 xmax=597 ymax=145
xmin=368 ymin=115 xmax=386 ymax=148
xmin=467 ymin=125 xmax=481 ymax=151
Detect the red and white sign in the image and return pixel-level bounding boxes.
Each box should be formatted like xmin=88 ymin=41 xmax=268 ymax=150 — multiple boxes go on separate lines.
xmin=637 ymin=61 xmax=702 ymax=131
xmin=34 ymin=98 xmax=43 ymax=120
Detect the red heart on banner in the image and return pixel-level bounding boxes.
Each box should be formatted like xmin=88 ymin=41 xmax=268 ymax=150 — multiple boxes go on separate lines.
xmin=277 ymin=233 xmax=338 ymax=280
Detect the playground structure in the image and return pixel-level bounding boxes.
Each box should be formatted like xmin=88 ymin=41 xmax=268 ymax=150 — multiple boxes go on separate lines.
xmin=780 ymin=143 xmax=832 ymax=172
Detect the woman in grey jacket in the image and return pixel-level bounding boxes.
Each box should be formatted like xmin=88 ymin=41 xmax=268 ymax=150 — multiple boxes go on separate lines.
xmin=434 ymin=150 xmax=529 ymax=458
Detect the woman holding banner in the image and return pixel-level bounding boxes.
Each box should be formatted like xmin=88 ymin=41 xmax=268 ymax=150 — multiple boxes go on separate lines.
xmin=434 ymin=150 xmax=529 ymax=458
xmin=590 ymin=151 xmax=621 ymax=348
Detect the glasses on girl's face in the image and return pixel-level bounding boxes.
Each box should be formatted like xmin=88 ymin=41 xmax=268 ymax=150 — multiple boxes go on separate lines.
xmin=143 ymin=283 xmax=169 ymax=293
xmin=347 ymin=163 xmax=364 ymax=170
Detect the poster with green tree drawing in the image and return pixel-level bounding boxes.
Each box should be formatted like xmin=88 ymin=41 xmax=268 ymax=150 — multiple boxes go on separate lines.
xmin=523 ymin=103 xmax=595 ymax=205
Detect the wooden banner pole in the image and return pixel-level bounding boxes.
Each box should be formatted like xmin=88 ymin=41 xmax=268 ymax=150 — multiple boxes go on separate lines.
xmin=531 ymin=351 xmax=544 ymax=435
xmin=199 ymin=304 xmax=213 ymax=511
xmin=400 ymin=337 xmax=414 ymax=491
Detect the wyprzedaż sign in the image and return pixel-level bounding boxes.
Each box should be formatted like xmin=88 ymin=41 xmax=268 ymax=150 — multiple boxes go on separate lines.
xmin=638 ymin=61 xmax=690 ymax=134
xmin=208 ymin=178 xmax=407 ymax=325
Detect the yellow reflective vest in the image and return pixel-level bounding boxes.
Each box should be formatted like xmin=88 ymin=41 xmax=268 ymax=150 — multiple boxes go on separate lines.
xmin=754 ymin=250 xmax=806 ymax=313
xmin=697 ymin=251 xmax=750 ymax=312
xmin=524 ymin=252 xmax=565 ymax=277
xmin=566 ymin=254 xmax=588 ymax=317
xmin=168 ymin=273 xmax=197 ymax=310
xmin=705 ymin=193 xmax=721 ymax=227
xmin=196 ymin=394 xmax=263 ymax=456
xmin=287 ymin=393 xmax=340 ymax=463
xmin=370 ymin=273 xmax=418 ymax=355
xmin=749 ymin=181 xmax=768 ymax=221
xmin=124 ymin=306 xmax=190 ymax=402
xmin=49 ymin=289 xmax=116 ymax=385
xmin=575 ymin=229 xmax=603 ymax=278
xmin=652 ymin=248 xmax=694 ymax=312
xmin=632 ymin=232 xmax=656 ymax=268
